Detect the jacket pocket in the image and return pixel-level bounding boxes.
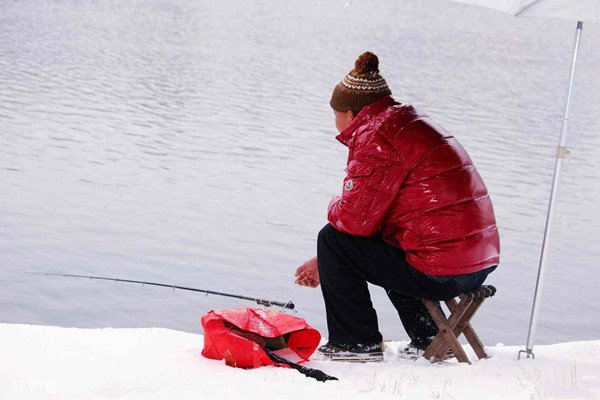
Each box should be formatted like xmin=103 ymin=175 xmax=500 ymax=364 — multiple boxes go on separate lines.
xmin=343 ymin=160 xmax=374 ymax=194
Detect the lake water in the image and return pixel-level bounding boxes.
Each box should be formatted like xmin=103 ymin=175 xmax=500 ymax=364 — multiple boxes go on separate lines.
xmin=1 ymin=0 xmax=599 ymax=346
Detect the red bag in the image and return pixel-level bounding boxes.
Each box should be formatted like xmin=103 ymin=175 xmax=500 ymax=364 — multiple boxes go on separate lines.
xmin=201 ymin=308 xmax=321 ymax=369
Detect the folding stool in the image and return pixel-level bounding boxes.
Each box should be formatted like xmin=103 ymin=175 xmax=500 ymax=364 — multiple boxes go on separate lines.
xmin=421 ymin=285 xmax=497 ymax=364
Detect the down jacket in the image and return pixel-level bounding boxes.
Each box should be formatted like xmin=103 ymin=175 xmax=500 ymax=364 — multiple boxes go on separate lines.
xmin=328 ymin=96 xmax=500 ymax=275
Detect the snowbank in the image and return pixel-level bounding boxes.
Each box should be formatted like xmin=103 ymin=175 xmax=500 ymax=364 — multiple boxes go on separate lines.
xmin=1 ymin=324 xmax=598 ymax=399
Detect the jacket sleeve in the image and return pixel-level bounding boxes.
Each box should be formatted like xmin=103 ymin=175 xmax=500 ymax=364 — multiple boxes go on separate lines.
xmin=327 ymin=158 xmax=405 ymax=237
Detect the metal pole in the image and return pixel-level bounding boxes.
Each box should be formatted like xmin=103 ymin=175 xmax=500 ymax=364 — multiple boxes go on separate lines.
xmin=519 ymin=21 xmax=583 ymax=360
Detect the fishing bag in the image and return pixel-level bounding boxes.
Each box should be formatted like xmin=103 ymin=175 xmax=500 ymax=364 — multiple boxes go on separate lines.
xmin=201 ymin=308 xmax=321 ymax=369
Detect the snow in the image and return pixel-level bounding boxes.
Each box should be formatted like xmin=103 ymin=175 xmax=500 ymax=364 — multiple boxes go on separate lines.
xmin=2 ymin=324 xmax=598 ymax=399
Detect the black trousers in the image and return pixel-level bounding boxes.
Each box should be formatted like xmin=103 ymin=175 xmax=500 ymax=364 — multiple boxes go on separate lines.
xmin=317 ymin=224 xmax=495 ymax=349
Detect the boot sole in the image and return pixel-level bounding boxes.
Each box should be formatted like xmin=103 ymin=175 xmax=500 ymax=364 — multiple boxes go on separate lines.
xmin=317 ymin=351 xmax=384 ymax=363
xmin=397 ymin=352 xmax=456 ymax=362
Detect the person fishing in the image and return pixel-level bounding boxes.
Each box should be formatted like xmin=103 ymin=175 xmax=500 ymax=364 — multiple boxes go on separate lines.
xmin=295 ymin=51 xmax=500 ymax=362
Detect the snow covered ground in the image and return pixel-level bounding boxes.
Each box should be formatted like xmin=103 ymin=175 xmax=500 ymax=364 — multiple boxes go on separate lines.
xmin=1 ymin=324 xmax=598 ymax=400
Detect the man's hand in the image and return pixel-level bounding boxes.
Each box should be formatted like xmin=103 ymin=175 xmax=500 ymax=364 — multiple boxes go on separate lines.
xmin=295 ymin=256 xmax=320 ymax=288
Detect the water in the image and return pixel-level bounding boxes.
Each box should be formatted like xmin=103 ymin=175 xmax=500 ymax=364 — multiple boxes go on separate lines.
xmin=1 ymin=0 xmax=599 ymax=346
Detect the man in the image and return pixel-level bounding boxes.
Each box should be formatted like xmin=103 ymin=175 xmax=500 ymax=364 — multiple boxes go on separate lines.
xmin=295 ymin=52 xmax=500 ymax=362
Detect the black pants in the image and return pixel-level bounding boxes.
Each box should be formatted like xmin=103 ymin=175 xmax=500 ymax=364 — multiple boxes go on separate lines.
xmin=317 ymin=224 xmax=495 ymax=349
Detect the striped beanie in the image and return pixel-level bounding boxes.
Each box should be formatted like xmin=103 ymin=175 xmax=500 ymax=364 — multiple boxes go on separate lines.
xmin=330 ymin=51 xmax=392 ymax=113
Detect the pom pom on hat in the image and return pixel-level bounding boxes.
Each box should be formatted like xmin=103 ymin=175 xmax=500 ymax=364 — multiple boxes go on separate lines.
xmin=354 ymin=51 xmax=379 ymax=75
xmin=330 ymin=51 xmax=392 ymax=113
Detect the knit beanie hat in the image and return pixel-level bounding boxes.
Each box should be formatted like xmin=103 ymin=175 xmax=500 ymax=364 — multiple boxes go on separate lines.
xmin=330 ymin=51 xmax=392 ymax=113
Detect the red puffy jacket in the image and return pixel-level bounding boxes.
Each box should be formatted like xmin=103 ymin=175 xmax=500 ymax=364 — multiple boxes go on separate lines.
xmin=328 ymin=96 xmax=500 ymax=275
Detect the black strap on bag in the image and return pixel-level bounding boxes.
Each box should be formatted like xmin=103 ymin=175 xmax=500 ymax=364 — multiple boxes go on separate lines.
xmin=224 ymin=321 xmax=338 ymax=382
xmin=264 ymin=349 xmax=338 ymax=382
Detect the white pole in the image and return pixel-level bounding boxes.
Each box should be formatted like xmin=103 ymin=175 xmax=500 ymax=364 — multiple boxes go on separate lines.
xmin=519 ymin=21 xmax=584 ymax=360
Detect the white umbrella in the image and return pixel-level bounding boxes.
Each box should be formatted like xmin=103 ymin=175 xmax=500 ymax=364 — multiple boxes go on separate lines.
xmin=448 ymin=0 xmax=598 ymax=359
xmin=450 ymin=0 xmax=600 ymax=23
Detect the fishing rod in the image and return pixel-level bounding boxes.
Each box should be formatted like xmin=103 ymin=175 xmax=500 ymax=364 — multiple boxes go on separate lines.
xmin=25 ymin=272 xmax=295 ymax=310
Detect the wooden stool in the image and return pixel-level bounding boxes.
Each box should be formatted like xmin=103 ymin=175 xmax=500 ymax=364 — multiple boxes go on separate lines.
xmin=421 ymin=285 xmax=496 ymax=364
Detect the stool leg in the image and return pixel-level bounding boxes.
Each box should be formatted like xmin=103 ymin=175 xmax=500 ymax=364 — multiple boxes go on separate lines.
xmin=446 ymin=298 xmax=489 ymax=359
xmin=422 ymin=300 xmax=471 ymax=364
xmin=423 ymin=300 xmax=453 ymax=360
xmin=434 ymin=298 xmax=481 ymax=360
xmin=430 ymin=298 xmax=474 ymax=362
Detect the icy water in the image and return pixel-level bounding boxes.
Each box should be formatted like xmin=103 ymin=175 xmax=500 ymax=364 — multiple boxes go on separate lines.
xmin=1 ymin=0 xmax=599 ymax=346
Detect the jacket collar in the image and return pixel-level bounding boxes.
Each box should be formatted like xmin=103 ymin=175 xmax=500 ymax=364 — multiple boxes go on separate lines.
xmin=335 ymin=96 xmax=398 ymax=147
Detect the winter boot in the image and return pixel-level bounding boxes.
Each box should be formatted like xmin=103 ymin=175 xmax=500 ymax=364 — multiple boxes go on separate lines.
xmin=316 ymin=342 xmax=384 ymax=362
xmin=397 ymin=342 xmax=427 ymax=360
xmin=397 ymin=342 xmax=454 ymax=361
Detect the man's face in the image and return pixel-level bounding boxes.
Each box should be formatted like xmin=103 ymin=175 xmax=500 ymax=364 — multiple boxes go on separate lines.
xmin=334 ymin=110 xmax=354 ymax=133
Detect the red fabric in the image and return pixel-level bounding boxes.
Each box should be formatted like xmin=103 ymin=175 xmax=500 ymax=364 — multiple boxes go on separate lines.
xmin=328 ymin=96 xmax=500 ymax=275
xmin=201 ymin=308 xmax=320 ymax=369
